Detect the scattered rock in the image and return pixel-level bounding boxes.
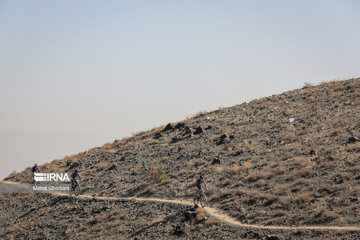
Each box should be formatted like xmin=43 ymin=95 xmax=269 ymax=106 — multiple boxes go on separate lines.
xmin=350 ymin=198 xmax=358 ymax=203
xmin=232 ymin=150 xmax=243 ymax=156
xmin=107 ymin=164 xmax=117 ymax=171
xmin=211 ymin=158 xmax=221 ymax=165
xmin=194 ymin=126 xmax=203 ymax=135
xmin=265 ymin=236 xmax=279 ymax=240
xmin=153 ymin=132 xmax=162 ymax=139
xmin=183 ymin=126 xmax=192 ymax=135
xmin=348 ymin=136 xmax=359 ymax=143
xmin=171 ymin=137 xmax=179 ymax=143
xmin=174 ymin=123 xmax=186 ymax=129
xmin=162 ymin=123 xmax=174 ymax=132
xmin=310 ymin=150 xmax=316 ymax=156
xmin=205 ymin=125 xmax=212 ymax=130
xmin=172 ymin=224 xmax=185 ymax=236
xmin=183 ymin=207 xmax=197 ymax=225
xmin=70 ymin=162 xmax=80 ymax=169
xmin=216 ymin=134 xmax=230 ymax=145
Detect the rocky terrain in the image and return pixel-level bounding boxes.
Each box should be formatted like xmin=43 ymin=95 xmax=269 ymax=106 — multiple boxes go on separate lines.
xmin=2 ymin=78 xmax=360 ymax=239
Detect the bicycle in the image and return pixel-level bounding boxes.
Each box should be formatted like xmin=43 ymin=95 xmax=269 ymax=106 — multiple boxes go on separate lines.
xmin=70 ymin=180 xmax=81 ymax=196
xmin=193 ymin=188 xmax=207 ymax=207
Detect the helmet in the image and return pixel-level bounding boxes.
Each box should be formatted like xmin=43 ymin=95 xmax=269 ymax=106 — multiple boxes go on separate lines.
xmin=35 ymin=163 xmax=38 ymax=166
xmin=75 ymin=170 xmax=79 ymax=173
xmin=199 ymin=175 xmax=203 ymax=179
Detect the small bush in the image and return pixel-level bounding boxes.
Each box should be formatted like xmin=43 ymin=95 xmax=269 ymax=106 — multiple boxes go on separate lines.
xmin=150 ymin=165 xmax=168 ymax=183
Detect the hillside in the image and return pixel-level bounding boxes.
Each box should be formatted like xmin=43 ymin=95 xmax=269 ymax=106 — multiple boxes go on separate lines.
xmin=1 ymin=78 xmax=360 ymax=239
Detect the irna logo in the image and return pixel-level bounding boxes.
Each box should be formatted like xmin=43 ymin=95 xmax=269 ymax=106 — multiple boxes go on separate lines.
xmin=34 ymin=173 xmax=70 ymax=182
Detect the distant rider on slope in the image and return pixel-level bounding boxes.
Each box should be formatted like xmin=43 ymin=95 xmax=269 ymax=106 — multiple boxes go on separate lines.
xmin=195 ymin=175 xmax=208 ymax=194
xmin=71 ymin=170 xmax=82 ymax=188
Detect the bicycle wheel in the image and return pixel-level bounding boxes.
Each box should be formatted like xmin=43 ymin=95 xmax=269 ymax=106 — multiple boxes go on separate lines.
xmin=74 ymin=184 xmax=81 ymax=196
xmin=199 ymin=193 xmax=207 ymax=208
xmin=193 ymin=194 xmax=199 ymax=205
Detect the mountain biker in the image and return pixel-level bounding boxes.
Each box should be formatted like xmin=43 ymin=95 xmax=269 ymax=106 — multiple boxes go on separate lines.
xmin=195 ymin=175 xmax=208 ymax=194
xmin=30 ymin=164 xmax=40 ymax=183
xmin=31 ymin=164 xmax=40 ymax=174
xmin=71 ymin=170 xmax=82 ymax=188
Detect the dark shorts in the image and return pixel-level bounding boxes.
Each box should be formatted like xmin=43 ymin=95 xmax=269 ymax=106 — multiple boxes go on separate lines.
xmin=196 ymin=185 xmax=201 ymax=190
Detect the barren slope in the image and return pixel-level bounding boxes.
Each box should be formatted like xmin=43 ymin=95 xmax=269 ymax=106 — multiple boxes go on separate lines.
xmin=2 ymin=78 xmax=360 ymax=239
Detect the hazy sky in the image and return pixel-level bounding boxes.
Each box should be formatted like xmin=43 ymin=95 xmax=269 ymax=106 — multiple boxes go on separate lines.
xmin=0 ymin=0 xmax=359 ymax=178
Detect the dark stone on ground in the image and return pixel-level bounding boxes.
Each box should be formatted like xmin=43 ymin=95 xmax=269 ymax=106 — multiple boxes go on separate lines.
xmin=348 ymin=136 xmax=359 ymax=143
xmin=183 ymin=126 xmax=192 ymax=135
xmin=216 ymin=134 xmax=230 ymax=145
xmin=194 ymin=126 xmax=203 ymax=135
xmin=266 ymin=236 xmax=279 ymax=240
xmin=70 ymin=162 xmax=80 ymax=169
xmin=107 ymin=164 xmax=117 ymax=171
xmin=163 ymin=123 xmax=174 ymax=132
xmin=154 ymin=132 xmax=162 ymax=139
xmin=174 ymin=123 xmax=186 ymax=129
xmin=212 ymin=158 xmax=221 ymax=165
xmin=171 ymin=137 xmax=179 ymax=143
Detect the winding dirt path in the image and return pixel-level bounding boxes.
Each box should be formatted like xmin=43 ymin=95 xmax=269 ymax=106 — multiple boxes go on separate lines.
xmin=2 ymin=180 xmax=360 ymax=231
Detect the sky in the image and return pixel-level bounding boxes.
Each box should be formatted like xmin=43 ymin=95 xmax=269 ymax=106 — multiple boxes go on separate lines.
xmin=0 ymin=0 xmax=359 ymax=178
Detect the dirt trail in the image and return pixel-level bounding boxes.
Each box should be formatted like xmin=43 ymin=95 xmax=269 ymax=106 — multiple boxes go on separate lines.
xmin=2 ymin=181 xmax=360 ymax=231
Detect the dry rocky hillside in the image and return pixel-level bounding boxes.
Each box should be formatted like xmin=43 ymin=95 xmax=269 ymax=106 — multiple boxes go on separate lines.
xmin=2 ymin=78 xmax=360 ymax=239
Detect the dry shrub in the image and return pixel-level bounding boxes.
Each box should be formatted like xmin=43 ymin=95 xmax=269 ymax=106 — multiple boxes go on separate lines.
xmin=29 ymin=207 xmax=48 ymax=222
xmin=294 ymin=156 xmax=313 ymax=168
xmin=145 ymin=138 xmax=159 ymax=145
xmin=280 ymin=131 xmax=296 ymax=143
xmin=144 ymin=185 xmax=155 ymax=195
xmin=100 ymin=142 xmax=117 ymax=153
xmin=310 ymin=207 xmax=339 ymax=224
xmin=7 ymin=224 xmax=24 ymax=233
xmin=306 ymin=95 xmax=316 ymax=103
xmin=214 ymin=167 xmax=223 ymax=173
xmin=118 ymin=224 xmax=128 ymax=233
xmin=231 ymin=165 xmax=241 ymax=174
xmin=255 ymin=179 xmax=267 ymax=188
xmin=347 ymin=142 xmax=360 ymax=152
xmin=0 ymin=193 xmax=10 ymax=202
xmin=242 ymin=161 xmax=253 ymax=170
xmin=294 ymin=192 xmax=312 ymax=204
xmin=274 ymin=186 xmax=287 ymax=196
xmin=178 ymin=169 xmax=188 ymax=176
xmin=150 ymin=165 xmax=168 ymax=183
xmin=272 ymin=209 xmax=287 ymax=217
xmin=88 ymin=212 xmax=106 ymax=226
xmin=140 ymin=218 xmax=147 ymax=226
xmin=196 ymin=207 xmax=206 ymax=220
xmin=97 ymin=162 xmax=110 ymax=171
xmin=243 ymin=140 xmax=258 ymax=151
xmin=205 ymin=218 xmax=221 ymax=227
xmin=65 ymin=155 xmax=78 ymax=163
xmin=78 ymin=224 xmax=87 ymax=232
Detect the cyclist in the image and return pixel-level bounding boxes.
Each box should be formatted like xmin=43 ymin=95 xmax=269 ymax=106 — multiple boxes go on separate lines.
xmin=195 ymin=175 xmax=208 ymax=194
xmin=71 ymin=170 xmax=82 ymax=189
xmin=31 ymin=163 xmax=40 ymax=174
xmin=30 ymin=163 xmax=40 ymax=183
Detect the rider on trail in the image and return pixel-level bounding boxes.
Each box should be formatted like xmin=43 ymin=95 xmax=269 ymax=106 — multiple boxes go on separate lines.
xmin=71 ymin=170 xmax=82 ymax=188
xmin=31 ymin=164 xmax=40 ymax=174
xmin=195 ymin=175 xmax=208 ymax=194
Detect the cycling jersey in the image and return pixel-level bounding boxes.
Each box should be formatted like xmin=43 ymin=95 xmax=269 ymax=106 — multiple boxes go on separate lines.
xmin=196 ymin=178 xmax=205 ymax=188
xmin=31 ymin=166 xmax=39 ymax=173
xmin=71 ymin=172 xmax=80 ymax=180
